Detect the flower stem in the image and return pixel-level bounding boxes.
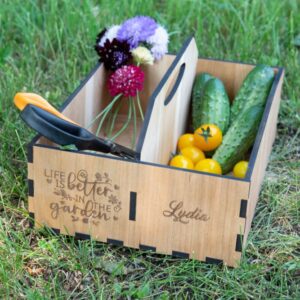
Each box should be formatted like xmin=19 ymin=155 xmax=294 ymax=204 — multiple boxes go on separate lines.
xmin=131 ymin=97 xmax=137 ymax=148
xmin=110 ymin=99 xmax=132 ymax=141
xmin=95 ymin=104 xmax=112 ymax=137
xmin=86 ymin=94 xmax=122 ymax=129
xmin=95 ymin=96 xmax=122 ymax=137
xmin=104 ymin=108 xmax=113 ymax=136
xmin=108 ymin=100 xmax=123 ymax=138
xmin=136 ymin=91 xmax=144 ymax=121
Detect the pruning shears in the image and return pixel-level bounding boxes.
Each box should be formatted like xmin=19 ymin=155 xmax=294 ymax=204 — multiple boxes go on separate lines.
xmin=14 ymin=93 xmax=138 ymax=160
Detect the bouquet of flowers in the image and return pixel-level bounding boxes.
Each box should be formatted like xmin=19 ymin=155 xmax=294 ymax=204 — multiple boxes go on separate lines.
xmin=89 ymin=16 xmax=169 ymax=148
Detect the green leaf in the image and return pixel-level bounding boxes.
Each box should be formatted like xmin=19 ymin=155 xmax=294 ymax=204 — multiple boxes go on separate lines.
xmin=97 ymin=259 xmax=128 ymax=276
xmin=135 ymin=283 xmax=151 ymax=298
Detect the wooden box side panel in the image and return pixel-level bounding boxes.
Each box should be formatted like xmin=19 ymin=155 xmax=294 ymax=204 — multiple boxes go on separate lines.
xmin=244 ymin=69 xmax=284 ymax=240
xmin=60 ymin=57 xmax=176 ymax=126
xmin=61 ymin=65 xmax=106 ymax=128
xmin=28 ymin=146 xmax=249 ymax=267
xmin=196 ymin=59 xmax=255 ymax=101
xmin=36 ymin=55 xmax=176 ymax=149
xmin=35 ymin=65 xmax=107 ymax=147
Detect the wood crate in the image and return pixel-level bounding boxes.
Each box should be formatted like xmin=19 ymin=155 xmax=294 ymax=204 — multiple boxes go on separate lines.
xmin=27 ymin=37 xmax=284 ymax=267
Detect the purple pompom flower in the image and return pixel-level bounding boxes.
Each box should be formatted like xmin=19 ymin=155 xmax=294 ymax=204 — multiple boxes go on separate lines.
xmin=117 ymin=16 xmax=158 ymax=49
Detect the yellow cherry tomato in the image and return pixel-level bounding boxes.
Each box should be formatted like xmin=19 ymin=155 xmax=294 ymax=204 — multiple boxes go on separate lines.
xmin=169 ymin=155 xmax=194 ymax=170
xmin=194 ymin=124 xmax=222 ymax=151
xmin=177 ymin=133 xmax=195 ymax=151
xmin=180 ymin=146 xmax=205 ymax=164
xmin=233 ymin=161 xmax=249 ymax=178
xmin=194 ymin=158 xmax=222 ymax=175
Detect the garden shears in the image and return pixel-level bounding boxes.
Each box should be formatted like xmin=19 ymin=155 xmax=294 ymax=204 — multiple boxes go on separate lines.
xmin=14 ymin=93 xmax=138 ymax=160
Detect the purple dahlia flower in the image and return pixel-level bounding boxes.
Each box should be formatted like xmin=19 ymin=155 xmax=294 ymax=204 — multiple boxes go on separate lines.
xmin=117 ymin=16 xmax=158 ymax=49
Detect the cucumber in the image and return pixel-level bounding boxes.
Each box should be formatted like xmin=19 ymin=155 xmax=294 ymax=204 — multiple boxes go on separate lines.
xmin=192 ymin=73 xmax=213 ymax=130
xmin=195 ymin=78 xmax=230 ymax=134
xmin=230 ymin=65 xmax=274 ymax=123
xmin=212 ymin=105 xmax=264 ymax=174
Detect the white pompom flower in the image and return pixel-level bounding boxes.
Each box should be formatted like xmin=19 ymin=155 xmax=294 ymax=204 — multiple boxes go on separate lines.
xmin=131 ymin=46 xmax=154 ymax=65
xmin=146 ymin=26 xmax=169 ymax=60
xmin=98 ymin=25 xmax=121 ymax=47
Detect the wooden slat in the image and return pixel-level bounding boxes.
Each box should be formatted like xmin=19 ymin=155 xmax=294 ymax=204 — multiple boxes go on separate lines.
xmin=28 ymin=196 xmax=35 ymax=212
xmin=28 ymin=162 xmax=34 ymax=179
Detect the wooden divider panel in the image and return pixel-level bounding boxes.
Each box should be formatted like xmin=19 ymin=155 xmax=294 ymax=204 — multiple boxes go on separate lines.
xmin=139 ymin=38 xmax=198 ymax=164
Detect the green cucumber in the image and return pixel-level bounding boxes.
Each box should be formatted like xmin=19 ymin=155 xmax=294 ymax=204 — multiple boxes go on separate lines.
xmin=230 ymin=65 xmax=274 ymax=123
xmin=192 ymin=73 xmax=213 ymax=130
xmin=196 ymin=78 xmax=230 ymax=134
xmin=212 ymin=104 xmax=264 ymax=174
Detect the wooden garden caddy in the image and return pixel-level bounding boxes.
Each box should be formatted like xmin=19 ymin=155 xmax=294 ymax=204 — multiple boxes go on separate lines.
xmin=27 ymin=37 xmax=284 ymax=267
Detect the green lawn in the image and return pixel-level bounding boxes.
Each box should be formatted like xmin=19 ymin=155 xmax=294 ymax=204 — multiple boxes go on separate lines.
xmin=0 ymin=0 xmax=299 ymax=298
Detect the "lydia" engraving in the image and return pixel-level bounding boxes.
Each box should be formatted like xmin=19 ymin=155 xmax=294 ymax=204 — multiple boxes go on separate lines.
xmin=163 ymin=200 xmax=210 ymax=224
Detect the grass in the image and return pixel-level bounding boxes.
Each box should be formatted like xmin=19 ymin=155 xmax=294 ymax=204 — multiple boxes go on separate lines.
xmin=0 ymin=0 xmax=299 ymax=298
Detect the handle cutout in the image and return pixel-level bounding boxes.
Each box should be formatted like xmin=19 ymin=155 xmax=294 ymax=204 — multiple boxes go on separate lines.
xmin=164 ymin=63 xmax=186 ymax=106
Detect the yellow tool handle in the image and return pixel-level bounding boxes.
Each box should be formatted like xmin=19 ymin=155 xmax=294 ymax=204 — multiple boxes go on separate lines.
xmin=13 ymin=93 xmax=78 ymax=125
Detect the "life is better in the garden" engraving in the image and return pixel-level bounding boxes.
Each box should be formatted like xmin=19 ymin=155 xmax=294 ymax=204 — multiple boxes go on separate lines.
xmin=163 ymin=200 xmax=210 ymax=224
xmin=44 ymin=169 xmax=121 ymax=225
